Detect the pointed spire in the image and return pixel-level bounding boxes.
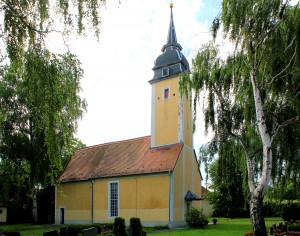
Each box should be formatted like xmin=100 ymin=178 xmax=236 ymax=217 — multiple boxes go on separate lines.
xmin=161 ymin=3 xmax=182 ymax=52
xmin=167 ymin=3 xmax=177 ymax=45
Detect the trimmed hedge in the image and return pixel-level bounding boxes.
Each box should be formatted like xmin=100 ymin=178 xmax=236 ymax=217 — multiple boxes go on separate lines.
xmin=288 ymin=225 xmax=300 ymax=232
xmin=263 ymin=200 xmax=300 ymax=219
xmin=130 ymin=217 xmax=143 ymax=236
xmin=113 ymin=217 xmax=128 ymax=236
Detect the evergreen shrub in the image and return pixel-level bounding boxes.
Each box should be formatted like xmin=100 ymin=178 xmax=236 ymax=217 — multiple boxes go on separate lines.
xmin=280 ymin=202 xmax=300 ymax=221
xmin=130 ymin=217 xmax=143 ymax=236
xmin=288 ymin=225 xmax=300 ymax=231
xmin=113 ymin=217 xmax=128 ymax=236
xmin=185 ymin=207 xmax=208 ymax=228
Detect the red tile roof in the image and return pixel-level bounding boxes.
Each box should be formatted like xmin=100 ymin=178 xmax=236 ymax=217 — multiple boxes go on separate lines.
xmin=59 ymin=136 xmax=183 ymax=182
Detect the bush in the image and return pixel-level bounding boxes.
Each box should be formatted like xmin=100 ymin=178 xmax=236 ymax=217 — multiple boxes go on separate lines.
xmin=113 ymin=217 xmax=128 ymax=236
xmin=185 ymin=207 xmax=208 ymax=228
xmin=288 ymin=225 xmax=300 ymax=232
xmin=280 ymin=202 xmax=300 ymax=221
xmin=130 ymin=217 xmax=143 ymax=236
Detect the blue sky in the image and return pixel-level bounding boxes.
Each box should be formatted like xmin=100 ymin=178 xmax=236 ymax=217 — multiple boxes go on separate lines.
xmin=46 ymin=0 xmax=222 ymax=151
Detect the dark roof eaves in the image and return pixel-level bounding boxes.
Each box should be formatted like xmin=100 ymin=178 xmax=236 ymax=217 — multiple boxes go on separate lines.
xmin=61 ymin=171 xmax=171 ymax=183
xmin=148 ymin=73 xmax=182 ymax=85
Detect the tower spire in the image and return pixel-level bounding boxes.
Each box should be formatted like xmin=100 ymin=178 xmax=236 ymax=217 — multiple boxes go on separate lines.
xmin=161 ymin=3 xmax=182 ymax=52
xmin=150 ymin=3 xmax=189 ymax=83
xmin=167 ymin=3 xmax=177 ymax=45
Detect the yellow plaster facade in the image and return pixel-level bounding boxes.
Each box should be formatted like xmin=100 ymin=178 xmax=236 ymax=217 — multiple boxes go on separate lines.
xmin=56 ymin=174 xmax=171 ymax=225
xmin=0 ymin=207 xmax=7 ymax=223
xmin=151 ymin=75 xmax=193 ymax=148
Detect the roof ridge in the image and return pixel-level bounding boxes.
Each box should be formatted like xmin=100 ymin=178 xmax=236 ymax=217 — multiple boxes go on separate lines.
xmin=76 ymin=135 xmax=151 ymax=151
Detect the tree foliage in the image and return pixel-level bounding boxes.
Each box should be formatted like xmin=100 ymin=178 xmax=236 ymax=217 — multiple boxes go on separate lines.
xmin=181 ymin=1 xmax=300 ymax=235
xmin=0 ymin=0 xmax=106 ymax=222
xmin=203 ymin=140 xmax=249 ymax=218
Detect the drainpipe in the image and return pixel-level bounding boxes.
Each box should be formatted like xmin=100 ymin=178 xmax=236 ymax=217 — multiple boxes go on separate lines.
xmin=91 ymin=179 xmax=94 ymax=223
xmin=169 ymin=171 xmax=173 ymax=227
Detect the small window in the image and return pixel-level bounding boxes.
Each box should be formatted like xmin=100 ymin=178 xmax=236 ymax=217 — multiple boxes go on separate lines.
xmin=162 ymin=67 xmax=169 ymax=77
xmin=109 ymin=181 xmax=119 ymax=217
xmin=163 ymin=87 xmax=170 ymax=99
xmin=0 ymin=209 xmax=2 ymax=214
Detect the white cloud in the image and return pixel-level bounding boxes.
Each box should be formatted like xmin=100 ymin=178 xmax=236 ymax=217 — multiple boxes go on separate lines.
xmin=48 ymin=0 xmax=219 ymax=148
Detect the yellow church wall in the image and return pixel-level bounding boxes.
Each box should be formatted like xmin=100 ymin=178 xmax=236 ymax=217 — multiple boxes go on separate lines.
xmin=56 ymin=181 xmax=91 ymax=223
xmin=57 ymin=174 xmax=170 ymax=225
xmin=171 ymin=146 xmax=202 ymax=225
xmin=154 ymin=77 xmax=179 ymax=146
xmin=192 ymin=153 xmax=202 ymax=209
xmin=172 ymin=150 xmax=184 ymax=222
xmin=183 ymin=94 xmax=193 ymax=148
xmin=0 ymin=207 xmax=7 ymax=223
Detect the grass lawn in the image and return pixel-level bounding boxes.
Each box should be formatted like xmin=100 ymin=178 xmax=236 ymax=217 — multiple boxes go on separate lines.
xmin=150 ymin=217 xmax=283 ymax=235
xmin=0 ymin=224 xmax=62 ymax=236
xmin=0 ymin=217 xmax=283 ymax=236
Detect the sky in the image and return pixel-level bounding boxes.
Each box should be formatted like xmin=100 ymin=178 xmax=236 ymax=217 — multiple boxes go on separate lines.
xmin=47 ymin=0 xmax=222 ymax=152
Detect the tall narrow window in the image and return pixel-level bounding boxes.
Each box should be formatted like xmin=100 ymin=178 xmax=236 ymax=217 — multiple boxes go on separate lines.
xmin=163 ymin=87 xmax=170 ymax=99
xmin=109 ymin=181 xmax=119 ymax=217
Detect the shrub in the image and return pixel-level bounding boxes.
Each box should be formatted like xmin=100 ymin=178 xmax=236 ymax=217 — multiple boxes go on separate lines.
xmin=288 ymin=225 xmax=300 ymax=232
xmin=212 ymin=218 xmax=217 ymax=224
xmin=185 ymin=207 xmax=208 ymax=228
xmin=113 ymin=217 xmax=128 ymax=236
xmin=130 ymin=217 xmax=143 ymax=236
xmin=280 ymin=202 xmax=300 ymax=221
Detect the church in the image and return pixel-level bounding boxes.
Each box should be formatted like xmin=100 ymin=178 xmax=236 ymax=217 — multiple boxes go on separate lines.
xmin=55 ymin=3 xmax=203 ymax=227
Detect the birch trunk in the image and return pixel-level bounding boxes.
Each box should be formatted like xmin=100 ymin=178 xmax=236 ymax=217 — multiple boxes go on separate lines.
xmin=249 ymin=69 xmax=273 ymax=236
xmin=32 ymin=181 xmax=38 ymax=223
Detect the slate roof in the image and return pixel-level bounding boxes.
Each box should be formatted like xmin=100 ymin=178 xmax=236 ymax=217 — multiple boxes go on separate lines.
xmin=150 ymin=4 xmax=189 ymax=83
xmin=59 ymin=136 xmax=184 ymax=183
xmin=185 ymin=190 xmax=202 ymax=201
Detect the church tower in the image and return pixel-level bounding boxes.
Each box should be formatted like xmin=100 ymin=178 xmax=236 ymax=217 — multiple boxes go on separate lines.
xmin=149 ymin=3 xmax=192 ymax=150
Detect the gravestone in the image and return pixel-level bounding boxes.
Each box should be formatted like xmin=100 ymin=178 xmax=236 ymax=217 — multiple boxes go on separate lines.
xmin=82 ymin=227 xmax=98 ymax=236
xmin=60 ymin=226 xmax=67 ymax=236
xmin=43 ymin=230 xmax=58 ymax=236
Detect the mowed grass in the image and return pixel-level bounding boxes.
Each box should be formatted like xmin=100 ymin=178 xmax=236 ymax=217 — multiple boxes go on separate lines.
xmin=0 ymin=218 xmax=283 ymax=236
xmin=0 ymin=224 xmax=62 ymax=236
xmin=150 ymin=217 xmax=282 ymax=235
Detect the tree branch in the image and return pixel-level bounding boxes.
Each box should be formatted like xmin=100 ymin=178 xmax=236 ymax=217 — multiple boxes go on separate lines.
xmin=271 ymin=116 xmax=300 ymax=143
xmin=267 ymin=40 xmax=297 ymax=85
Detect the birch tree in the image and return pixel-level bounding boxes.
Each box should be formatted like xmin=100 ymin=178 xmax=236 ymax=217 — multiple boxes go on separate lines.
xmin=181 ymin=1 xmax=300 ymax=235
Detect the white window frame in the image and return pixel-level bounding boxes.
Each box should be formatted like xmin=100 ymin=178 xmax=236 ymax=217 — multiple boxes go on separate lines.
xmin=162 ymin=86 xmax=170 ymax=100
xmin=162 ymin=67 xmax=169 ymax=77
xmin=108 ymin=180 xmax=119 ymax=218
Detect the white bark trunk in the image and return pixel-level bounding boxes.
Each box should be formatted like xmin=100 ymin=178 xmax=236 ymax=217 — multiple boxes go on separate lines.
xmin=32 ymin=186 xmax=38 ymax=223
xmin=249 ymin=69 xmax=272 ymax=236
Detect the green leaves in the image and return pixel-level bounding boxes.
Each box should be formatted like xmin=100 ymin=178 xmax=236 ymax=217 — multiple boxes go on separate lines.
xmin=0 ymin=46 xmax=86 ymax=186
